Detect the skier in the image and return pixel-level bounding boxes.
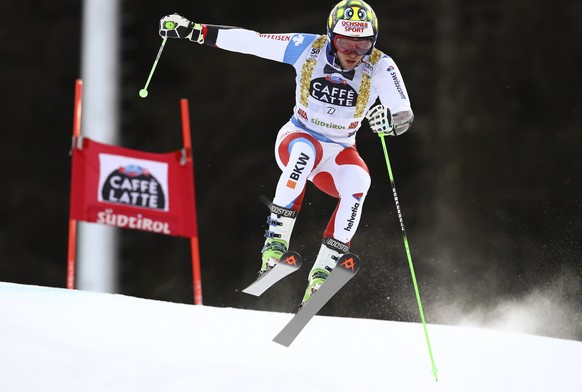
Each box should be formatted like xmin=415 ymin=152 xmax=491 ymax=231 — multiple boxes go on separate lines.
xmin=159 ymin=0 xmax=413 ymax=306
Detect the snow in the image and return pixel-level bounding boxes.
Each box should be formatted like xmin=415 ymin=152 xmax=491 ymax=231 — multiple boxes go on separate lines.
xmin=1 ymin=282 xmax=580 ymax=391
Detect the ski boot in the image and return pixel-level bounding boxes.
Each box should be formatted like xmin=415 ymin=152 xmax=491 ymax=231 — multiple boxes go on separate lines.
xmin=258 ymin=197 xmax=298 ymax=275
xmin=300 ymin=238 xmax=349 ymax=306
xmin=260 ymin=238 xmax=288 ymax=274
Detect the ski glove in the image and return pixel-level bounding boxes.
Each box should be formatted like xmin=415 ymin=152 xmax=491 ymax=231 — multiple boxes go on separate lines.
xmin=366 ymin=105 xmax=394 ymax=135
xmin=366 ymin=105 xmax=413 ymax=136
xmin=159 ymin=14 xmax=204 ymax=44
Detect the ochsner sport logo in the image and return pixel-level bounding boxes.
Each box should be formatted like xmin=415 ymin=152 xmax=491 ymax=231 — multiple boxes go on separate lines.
xmin=335 ymin=20 xmax=374 ymax=37
xmin=98 ymin=154 xmax=169 ymax=211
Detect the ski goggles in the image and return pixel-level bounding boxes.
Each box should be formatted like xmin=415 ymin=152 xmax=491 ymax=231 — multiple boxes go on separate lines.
xmin=333 ymin=35 xmax=373 ymax=56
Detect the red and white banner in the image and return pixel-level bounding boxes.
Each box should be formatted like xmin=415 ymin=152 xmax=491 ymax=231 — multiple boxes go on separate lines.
xmin=69 ymin=137 xmax=197 ymax=238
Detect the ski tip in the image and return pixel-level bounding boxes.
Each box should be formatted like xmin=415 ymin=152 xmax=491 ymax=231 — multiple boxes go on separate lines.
xmin=241 ymin=287 xmax=259 ymax=296
xmin=272 ymin=334 xmax=293 ymax=347
xmin=241 ymin=251 xmax=302 ymax=297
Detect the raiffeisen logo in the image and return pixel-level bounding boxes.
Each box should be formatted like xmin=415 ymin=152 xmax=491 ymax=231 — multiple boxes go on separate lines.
xmin=101 ymin=164 xmax=166 ymax=210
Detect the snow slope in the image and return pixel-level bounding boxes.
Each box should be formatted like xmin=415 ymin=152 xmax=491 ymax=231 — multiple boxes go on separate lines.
xmin=0 ymin=282 xmax=580 ymax=391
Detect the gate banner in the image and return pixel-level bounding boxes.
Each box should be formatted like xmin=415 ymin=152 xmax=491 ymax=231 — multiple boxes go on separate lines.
xmin=69 ymin=137 xmax=197 ymax=238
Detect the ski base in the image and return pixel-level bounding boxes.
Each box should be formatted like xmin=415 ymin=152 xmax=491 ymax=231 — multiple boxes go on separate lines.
xmin=272 ymin=253 xmax=361 ymax=347
xmin=242 ymin=251 xmax=302 ymax=297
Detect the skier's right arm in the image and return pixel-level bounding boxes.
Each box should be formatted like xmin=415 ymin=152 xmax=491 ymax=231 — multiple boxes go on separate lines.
xmin=159 ymin=13 xmax=309 ymax=63
xmin=159 ymin=14 xmax=230 ymax=46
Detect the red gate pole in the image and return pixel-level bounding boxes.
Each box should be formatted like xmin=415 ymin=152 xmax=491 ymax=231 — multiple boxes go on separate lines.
xmin=180 ymin=98 xmax=203 ymax=305
xmin=67 ymin=79 xmax=83 ymax=289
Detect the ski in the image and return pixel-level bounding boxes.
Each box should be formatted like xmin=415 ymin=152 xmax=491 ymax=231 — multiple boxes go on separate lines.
xmin=272 ymin=253 xmax=361 ymax=347
xmin=242 ymin=251 xmax=302 ymax=297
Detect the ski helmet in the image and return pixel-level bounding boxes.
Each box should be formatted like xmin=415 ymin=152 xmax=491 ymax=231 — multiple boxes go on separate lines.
xmin=327 ymin=0 xmax=378 ymax=55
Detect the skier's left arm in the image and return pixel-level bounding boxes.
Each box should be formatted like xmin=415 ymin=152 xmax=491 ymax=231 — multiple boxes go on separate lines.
xmin=368 ymin=56 xmax=414 ymax=136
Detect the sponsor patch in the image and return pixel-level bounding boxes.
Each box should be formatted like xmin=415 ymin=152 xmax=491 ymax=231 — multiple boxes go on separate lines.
xmin=310 ymin=77 xmax=357 ymax=107
xmin=286 ymin=152 xmax=310 ymax=189
xmin=344 ymin=202 xmax=361 ymax=231
xmin=388 ymin=68 xmax=407 ymax=99
xmin=98 ymin=154 xmax=169 ymax=211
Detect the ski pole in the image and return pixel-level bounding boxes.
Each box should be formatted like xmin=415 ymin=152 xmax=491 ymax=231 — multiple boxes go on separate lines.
xmin=378 ymin=132 xmax=439 ymax=382
xmin=139 ymin=36 xmax=168 ymax=98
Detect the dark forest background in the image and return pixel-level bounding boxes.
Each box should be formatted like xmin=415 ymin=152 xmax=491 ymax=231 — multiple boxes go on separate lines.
xmin=1 ymin=0 xmax=581 ymax=340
